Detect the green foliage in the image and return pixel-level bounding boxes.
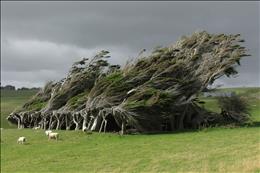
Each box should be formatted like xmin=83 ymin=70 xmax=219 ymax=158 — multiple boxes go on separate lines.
xmin=66 ymin=90 xmax=89 ymax=110
xmin=22 ymin=81 xmax=53 ymax=111
xmin=224 ymin=67 xmax=238 ymax=77
xmin=26 ymin=100 xmax=47 ymax=111
xmin=218 ymin=95 xmax=249 ymax=114
xmin=102 ymin=72 xmax=135 ymax=96
xmin=124 ymin=88 xmax=175 ymax=115
xmin=105 ymin=71 xmax=124 ymax=83
xmin=125 ymin=100 xmax=147 ymax=109
xmin=88 ymin=71 xmax=125 ymax=98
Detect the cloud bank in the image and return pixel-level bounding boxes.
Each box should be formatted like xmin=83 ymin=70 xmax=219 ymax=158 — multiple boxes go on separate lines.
xmin=1 ymin=1 xmax=259 ymax=88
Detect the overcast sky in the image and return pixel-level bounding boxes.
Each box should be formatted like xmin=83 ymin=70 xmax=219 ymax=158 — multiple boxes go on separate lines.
xmin=1 ymin=1 xmax=259 ymax=88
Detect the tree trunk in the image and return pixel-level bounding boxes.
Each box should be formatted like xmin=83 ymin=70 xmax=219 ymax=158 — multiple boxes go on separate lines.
xmin=56 ymin=118 xmax=60 ymax=130
xmin=99 ymin=119 xmax=105 ymax=133
xmin=91 ymin=116 xmax=101 ymax=131
xmin=90 ymin=117 xmax=97 ymax=131
xmin=49 ymin=116 xmax=53 ymax=130
xmin=87 ymin=116 xmax=94 ymax=130
xmin=34 ymin=118 xmax=38 ymax=128
xmin=82 ymin=115 xmax=88 ymax=131
xmin=82 ymin=118 xmax=87 ymax=131
xmin=104 ymin=120 xmax=107 ymax=133
xmin=178 ymin=113 xmax=185 ymax=130
xmin=178 ymin=105 xmax=188 ymax=130
xmin=75 ymin=122 xmax=79 ymax=130
xmin=43 ymin=118 xmax=47 ymax=130
xmin=20 ymin=116 xmax=24 ymax=129
xmin=120 ymin=121 xmax=126 ymax=135
xmin=65 ymin=114 xmax=70 ymax=130
xmin=72 ymin=113 xmax=79 ymax=130
xmin=15 ymin=116 xmax=21 ymax=129
xmin=50 ymin=120 xmax=56 ymax=129
xmin=169 ymin=115 xmax=175 ymax=131
xmin=29 ymin=116 xmax=33 ymax=128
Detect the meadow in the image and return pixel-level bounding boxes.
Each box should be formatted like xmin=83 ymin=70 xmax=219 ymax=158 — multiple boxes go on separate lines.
xmin=1 ymin=90 xmax=38 ymax=129
xmin=1 ymin=88 xmax=260 ymax=173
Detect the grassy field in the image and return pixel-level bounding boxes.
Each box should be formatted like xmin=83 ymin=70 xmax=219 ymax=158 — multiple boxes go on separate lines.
xmin=1 ymin=90 xmax=38 ymax=128
xmin=1 ymin=88 xmax=260 ymax=173
xmin=1 ymin=127 xmax=260 ymax=173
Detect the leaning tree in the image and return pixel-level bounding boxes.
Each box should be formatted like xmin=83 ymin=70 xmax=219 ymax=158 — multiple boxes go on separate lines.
xmin=7 ymin=31 xmax=250 ymax=134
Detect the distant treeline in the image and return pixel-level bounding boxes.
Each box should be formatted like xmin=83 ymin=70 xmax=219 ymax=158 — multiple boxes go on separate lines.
xmin=0 ymin=85 xmax=41 ymax=91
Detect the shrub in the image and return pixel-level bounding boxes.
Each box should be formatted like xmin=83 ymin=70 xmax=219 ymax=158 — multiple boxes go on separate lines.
xmin=218 ymin=95 xmax=250 ymax=123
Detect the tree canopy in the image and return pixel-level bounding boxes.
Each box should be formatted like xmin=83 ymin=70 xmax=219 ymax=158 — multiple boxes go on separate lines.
xmin=7 ymin=31 xmax=250 ymax=133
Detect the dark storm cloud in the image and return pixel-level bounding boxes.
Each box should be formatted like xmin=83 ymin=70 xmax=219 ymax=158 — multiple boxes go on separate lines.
xmin=1 ymin=1 xmax=259 ymax=87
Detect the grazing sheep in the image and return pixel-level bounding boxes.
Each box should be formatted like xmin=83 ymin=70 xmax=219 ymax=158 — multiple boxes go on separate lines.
xmin=17 ymin=136 xmax=26 ymax=144
xmin=45 ymin=130 xmax=52 ymax=136
xmin=48 ymin=132 xmax=59 ymax=140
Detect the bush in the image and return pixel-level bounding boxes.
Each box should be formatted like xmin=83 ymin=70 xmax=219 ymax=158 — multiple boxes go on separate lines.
xmin=218 ymin=95 xmax=250 ymax=123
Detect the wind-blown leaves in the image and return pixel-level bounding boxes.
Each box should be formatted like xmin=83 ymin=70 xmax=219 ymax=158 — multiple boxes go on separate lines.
xmin=7 ymin=32 xmax=250 ymax=133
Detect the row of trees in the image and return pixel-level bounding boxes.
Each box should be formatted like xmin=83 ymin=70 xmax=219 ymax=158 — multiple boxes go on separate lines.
xmin=0 ymin=85 xmax=40 ymax=91
xmin=7 ymin=31 xmax=251 ymax=134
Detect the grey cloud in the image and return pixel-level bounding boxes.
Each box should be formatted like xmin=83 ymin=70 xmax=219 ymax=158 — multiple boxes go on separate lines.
xmin=1 ymin=38 xmax=134 ymax=87
xmin=1 ymin=38 xmax=133 ymax=72
xmin=2 ymin=2 xmax=258 ymax=49
xmin=1 ymin=1 xmax=259 ymax=88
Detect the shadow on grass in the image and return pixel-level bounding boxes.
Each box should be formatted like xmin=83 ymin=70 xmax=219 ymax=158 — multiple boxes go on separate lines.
xmin=241 ymin=121 xmax=260 ymax=128
xmin=22 ymin=142 xmax=30 ymax=145
xmin=138 ymin=121 xmax=260 ymax=136
xmin=141 ymin=129 xmax=200 ymax=135
xmin=47 ymin=139 xmax=64 ymax=142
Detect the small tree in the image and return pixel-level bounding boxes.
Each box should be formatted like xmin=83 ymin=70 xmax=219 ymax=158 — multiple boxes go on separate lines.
xmin=218 ymin=95 xmax=250 ymax=123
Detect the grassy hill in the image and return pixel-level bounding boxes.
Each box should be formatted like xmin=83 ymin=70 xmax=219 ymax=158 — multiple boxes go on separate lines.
xmin=1 ymin=88 xmax=260 ymax=172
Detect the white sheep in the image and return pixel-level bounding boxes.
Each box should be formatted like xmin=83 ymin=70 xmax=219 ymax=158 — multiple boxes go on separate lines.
xmin=48 ymin=132 xmax=59 ymax=140
xmin=17 ymin=136 xmax=26 ymax=144
xmin=45 ymin=130 xmax=52 ymax=136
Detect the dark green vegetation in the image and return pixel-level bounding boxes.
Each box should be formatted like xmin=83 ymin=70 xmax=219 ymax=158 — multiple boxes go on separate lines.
xmin=201 ymin=87 xmax=260 ymax=123
xmin=7 ymin=32 xmax=252 ymax=133
xmin=2 ymin=88 xmax=259 ymax=128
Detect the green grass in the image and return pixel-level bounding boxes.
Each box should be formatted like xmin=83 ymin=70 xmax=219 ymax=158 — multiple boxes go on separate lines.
xmin=219 ymin=87 xmax=260 ymax=97
xmin=1 ymin=88 xmax=260 ymax=172
xmin=1 ymin=90 xmax=37 ymax=128
xmin=1 ymin=128 xmax=259 ymax=173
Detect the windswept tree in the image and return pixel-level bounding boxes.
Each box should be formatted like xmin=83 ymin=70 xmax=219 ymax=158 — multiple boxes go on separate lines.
xmin=7 ymin=31 xmax=250 ymax=133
